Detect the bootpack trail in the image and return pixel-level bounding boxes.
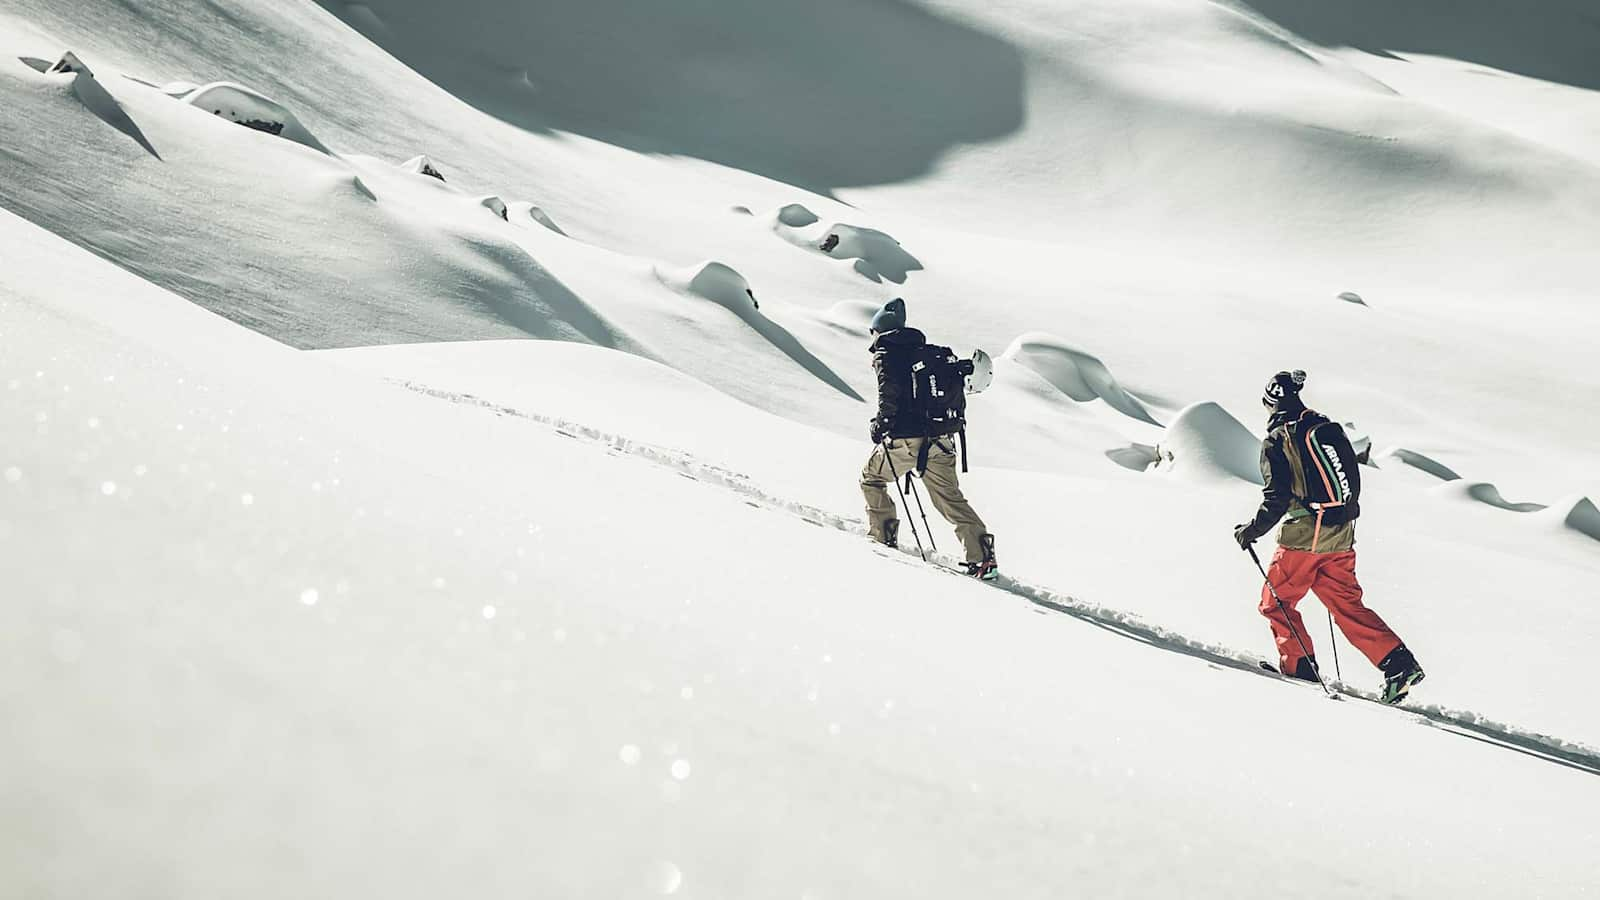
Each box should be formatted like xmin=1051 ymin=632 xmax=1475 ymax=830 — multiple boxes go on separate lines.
xmin=401 ymin=380 xmax=1600 ymax=778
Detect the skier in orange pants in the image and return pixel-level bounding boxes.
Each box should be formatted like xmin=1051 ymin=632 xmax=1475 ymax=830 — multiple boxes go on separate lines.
xmin=1258 ymin=548 xmax=1403 ymax=677
xmin=1234 ymin=370 xmax=1425 ymax=703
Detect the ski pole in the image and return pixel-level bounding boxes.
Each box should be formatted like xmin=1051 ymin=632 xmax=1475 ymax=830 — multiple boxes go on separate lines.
xmin=881 ymin=441 xmax=927 ymax=561
xmin=1327 ymin=611 xmax=1342 ymax=683
xmin=903 ymin=466 xmax=938 ymax=554
xmin=1247 ymin=545 xmax=1337 ymax=699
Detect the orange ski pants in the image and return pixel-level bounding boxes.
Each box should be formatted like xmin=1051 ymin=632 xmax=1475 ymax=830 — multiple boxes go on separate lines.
xmin=1259 ymin=547 xmax=1403 ymax=675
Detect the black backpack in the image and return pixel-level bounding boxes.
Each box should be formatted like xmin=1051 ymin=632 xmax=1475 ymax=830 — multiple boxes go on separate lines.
xmin=1285 ymin=414 xmax=1362 ymax=526
xmin=910 ymin=344 xmax=974 ymax=471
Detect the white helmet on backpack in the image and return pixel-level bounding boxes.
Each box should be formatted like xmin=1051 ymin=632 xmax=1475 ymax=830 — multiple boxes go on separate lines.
xmin=966 ymin=349 xmax=994 ymax=394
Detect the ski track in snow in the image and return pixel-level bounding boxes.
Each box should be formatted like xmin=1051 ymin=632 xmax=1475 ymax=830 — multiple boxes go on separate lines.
xmin=397 ymin=380 xmax=1600 ymax=778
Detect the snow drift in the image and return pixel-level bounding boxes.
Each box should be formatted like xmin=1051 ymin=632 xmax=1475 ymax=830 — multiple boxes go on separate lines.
xmin=815 ymin=224 xmax=923 ymax=284
xmin=40 ymin=50 xmax=159 ymax=158
xmin=654 ymin=261 xmax=862 ymax=401
xmin=185 ymin=81 xmax=329 ymax=152
xmin=1544 ymin=496 xmax=1600 ymax=543
xmin=1001 ymin=333 xmax=1158 ymax=425
xmin=1154 ymin=402 xmax=1264 ymax=484
xmin=402 ymin=153 xmax=445 ymax=180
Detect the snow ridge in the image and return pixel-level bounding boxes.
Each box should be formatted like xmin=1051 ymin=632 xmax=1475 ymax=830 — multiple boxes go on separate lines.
xmin=396 ymin=379 xmax=1600 ymax=778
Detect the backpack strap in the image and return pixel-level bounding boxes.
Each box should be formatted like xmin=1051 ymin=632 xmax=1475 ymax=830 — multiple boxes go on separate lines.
xmin=1299 ymin=420 xmax=1348 ymax=553
xmin=1302 ymin=421 xmax=1347 ymax=511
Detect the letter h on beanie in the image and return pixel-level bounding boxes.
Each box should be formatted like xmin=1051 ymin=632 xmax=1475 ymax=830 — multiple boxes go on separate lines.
xmin=1263 ymin=369 xmax=1307 ymax=408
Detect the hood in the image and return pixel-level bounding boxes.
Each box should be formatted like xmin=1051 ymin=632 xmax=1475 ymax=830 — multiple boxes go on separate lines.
xmin=1268 ymin=399 xmax=1313 ymax=431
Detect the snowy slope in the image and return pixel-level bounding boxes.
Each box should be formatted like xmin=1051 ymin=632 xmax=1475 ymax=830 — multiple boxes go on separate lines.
xmin=327 ymin=339 xmax=1600 ymax=752
xmin=5 ymin=0 xmax=1600 ymax=895
xmin=6 ymin=206 xmax=1600 ymax=899
xmin=4 ymin=0 xmax=1597 ymax=496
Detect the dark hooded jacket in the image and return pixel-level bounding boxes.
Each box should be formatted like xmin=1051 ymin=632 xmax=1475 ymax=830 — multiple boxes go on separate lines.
xmin=1241 ymin=400 xmax=1363 ymax=552
xmin=870 ymin=327 xmax=929 ymax=439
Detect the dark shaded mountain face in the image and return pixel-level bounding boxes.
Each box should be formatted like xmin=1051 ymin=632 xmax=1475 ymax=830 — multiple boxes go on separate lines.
xmin=317 ymin=0 xmax=1026 ymax=194
xmin=1239 ymin=0 xmax=1600 ymax=91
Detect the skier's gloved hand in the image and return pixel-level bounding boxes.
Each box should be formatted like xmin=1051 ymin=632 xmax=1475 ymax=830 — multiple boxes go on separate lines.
xmin=870 ymin=419 xmax=888 ymax=445
xmin=1233 ymin=523 xmax=1259 ymax=550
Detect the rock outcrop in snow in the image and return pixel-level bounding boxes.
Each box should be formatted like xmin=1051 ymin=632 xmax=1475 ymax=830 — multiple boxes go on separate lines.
xmin=403 ymin=154 xmax=445 ymax=181
xmin=1001 ymin=333 xmax=1158 ymax=425
xmin=185 ymin=82 xmax=328 ymax=152
xmin=47 ymin=50 xmax=88 ymax=74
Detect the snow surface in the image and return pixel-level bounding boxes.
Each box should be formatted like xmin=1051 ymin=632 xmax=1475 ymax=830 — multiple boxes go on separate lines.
xmin=4 ymin=0 xmax=1600 ymax=896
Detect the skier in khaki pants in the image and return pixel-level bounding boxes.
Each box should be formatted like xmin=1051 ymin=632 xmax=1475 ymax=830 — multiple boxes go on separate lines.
xmin=859 ymin=298 xmax=997 ymax=579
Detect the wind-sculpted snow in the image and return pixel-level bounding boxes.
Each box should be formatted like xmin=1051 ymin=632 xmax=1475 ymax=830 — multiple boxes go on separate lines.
xmin=5 ymin=2 xmax=1600 ymax=891
xmin=30 ymin=50 xmax=159 ymax=158
xmin=1105 ymin=443 xmax=1162 ymax=472
xmin=511 ymin=202 xmax=566 ymax=235
xmin=1002 ymin=334 xmax=1159 ymax=426
xmin=1154 ymin=402 xmax=1264 ymax=484
xmin=0 ymin=52 xmax=635 ymax=351
xmin=1380 ymin=447 xmax=1462 ymax=481
xmin=185 ymin=81 xmax=330 ymax=152
xmin=1382 ymin=448 xmax=1600 ymax=539
xmin=815 ymin=300 xmax=882 ymax=338
xmin=1549 ymin=496 xmax=1600 ymax=543
xmin=817 ymin=225 xmax=924 ymax=285
xmin=476 ymin=195 xmax=509 ymax=221
xmin=765 ymin=205 xmax=924 ymax=284
xmin=395 ymin=379 xmax=1600 ymax=777
xmin=774 ymin=203 xmax=819 ymax=228
xmin=654 ymin=261 xmax=863 ymax=401
xmin=1437 ymin=481 xmax=1547 ymax=514
xmin=402 ymin=154 xmax=445 ymax=180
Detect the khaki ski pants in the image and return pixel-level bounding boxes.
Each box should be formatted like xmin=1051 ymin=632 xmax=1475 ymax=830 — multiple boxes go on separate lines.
xmin=861 ymin=437 xmax=988 ymax=562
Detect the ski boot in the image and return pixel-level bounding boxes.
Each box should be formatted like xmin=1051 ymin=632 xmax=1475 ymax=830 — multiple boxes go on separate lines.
xmin=1379 ymin=645 xmax=1425 ymax=704
xmin=1260 ymin=657 xmax=1320 ymax=682
xmin=1288 ymin=656 xmax=1320 ymax=683
xmin=963 ymin=534 xmax=999 ymax=581
xmin=881 ymin=519 xmax=899 ymax=550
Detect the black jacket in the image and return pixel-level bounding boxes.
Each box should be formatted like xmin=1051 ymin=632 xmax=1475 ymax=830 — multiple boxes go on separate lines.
xmin=1241 ymin=402 xmax=1362 ymax=545
xmin=870 ymin=327 xmax=928 ymax=439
